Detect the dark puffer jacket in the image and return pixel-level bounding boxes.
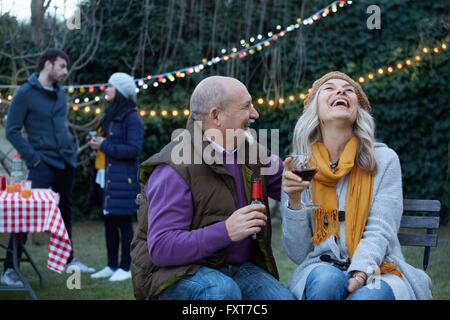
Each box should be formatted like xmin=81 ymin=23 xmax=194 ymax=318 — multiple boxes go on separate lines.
xmin=100 ymin=109 xmax=144 ymax=215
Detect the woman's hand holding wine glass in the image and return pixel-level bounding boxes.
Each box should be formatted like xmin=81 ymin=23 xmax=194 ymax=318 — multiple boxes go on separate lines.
xmin=283 ymin=153 xmax=320 ymax=209
xmin=282 ymin=157 xmax=310 ymax=210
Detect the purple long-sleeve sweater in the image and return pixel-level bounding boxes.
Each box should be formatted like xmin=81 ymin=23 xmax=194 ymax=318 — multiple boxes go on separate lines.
xmin=145 ymin=154 xmax=283 ymax=267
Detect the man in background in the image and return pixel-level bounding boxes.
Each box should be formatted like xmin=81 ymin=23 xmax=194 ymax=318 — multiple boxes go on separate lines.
xmin=2 ymin=48 xmax=95 ymax=287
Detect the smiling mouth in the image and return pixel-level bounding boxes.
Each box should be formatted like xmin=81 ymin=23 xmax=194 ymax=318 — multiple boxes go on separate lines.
xmin=330 ymin=98 xmax=350 ymax=108
xmin=244 ymin=119 xmax=255 ymax=129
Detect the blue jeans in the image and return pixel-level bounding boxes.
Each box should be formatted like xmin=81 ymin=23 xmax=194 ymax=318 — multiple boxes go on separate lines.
xmin=157 ymin=262 xmax=295 ymax=300
xmin=305 ymin=264 xmax=396 ymax=300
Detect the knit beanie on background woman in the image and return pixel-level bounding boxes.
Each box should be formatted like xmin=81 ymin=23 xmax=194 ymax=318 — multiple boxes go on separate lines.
xmin=108 ymin=72 xmax=137 ymax=102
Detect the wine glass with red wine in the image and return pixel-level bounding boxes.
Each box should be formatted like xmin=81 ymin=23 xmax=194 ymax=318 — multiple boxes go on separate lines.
xmin=290 ymin=153 xmax=319 ymax=209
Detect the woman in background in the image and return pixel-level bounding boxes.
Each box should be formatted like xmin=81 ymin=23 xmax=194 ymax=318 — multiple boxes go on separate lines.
xmin=88 ymin=72 xmax=144 ymax=282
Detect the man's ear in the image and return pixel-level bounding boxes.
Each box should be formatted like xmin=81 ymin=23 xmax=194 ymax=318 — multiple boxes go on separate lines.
xmin=209 ymin=107 xmax=222 ymax=127
xmin=44 ymin=60 xmax=53 ymax=71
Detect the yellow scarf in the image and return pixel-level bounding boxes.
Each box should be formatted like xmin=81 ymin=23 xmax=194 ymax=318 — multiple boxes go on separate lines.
xmin=311 ymin=136 xmax=401 ymax=277
xmin=94 ymin=128 xmax=106 ymax=170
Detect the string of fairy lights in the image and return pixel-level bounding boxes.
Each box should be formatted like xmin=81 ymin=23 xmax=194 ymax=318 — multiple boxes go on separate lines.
xmin=0 ymin=39 xmax=447 ymax=120
xmin=65 ymin=39 xmax=448 ymax=120
xmin=0 ymin=0 xmax=353 ymax=103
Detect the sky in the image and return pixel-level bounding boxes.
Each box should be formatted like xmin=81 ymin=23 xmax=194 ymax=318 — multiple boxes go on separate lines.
xmin=0 ymin=0 xmax=78 ymax=22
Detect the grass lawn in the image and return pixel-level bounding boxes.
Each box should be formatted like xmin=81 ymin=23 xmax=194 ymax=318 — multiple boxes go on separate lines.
xmin=0 ymin=220 xmax=449 ymax=300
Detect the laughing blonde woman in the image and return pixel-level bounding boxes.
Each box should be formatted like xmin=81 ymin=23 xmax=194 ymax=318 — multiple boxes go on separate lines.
xmin=281 ymin=71 xmax=432 ymax=300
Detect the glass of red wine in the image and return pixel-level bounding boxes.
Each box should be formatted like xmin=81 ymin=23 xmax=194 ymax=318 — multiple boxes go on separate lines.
xmin=290 ymin=153 xmax=319 ymax=209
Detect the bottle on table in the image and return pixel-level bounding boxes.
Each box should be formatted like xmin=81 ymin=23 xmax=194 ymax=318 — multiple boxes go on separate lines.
xmin=10 ymin=154 xmax=25 ymax=192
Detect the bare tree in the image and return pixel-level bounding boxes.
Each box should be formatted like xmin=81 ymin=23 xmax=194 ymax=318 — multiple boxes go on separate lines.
xmin=31 ymin=0 xmax=52 ymax=48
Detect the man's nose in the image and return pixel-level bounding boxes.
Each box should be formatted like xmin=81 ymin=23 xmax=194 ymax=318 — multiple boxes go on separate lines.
xmin=250 ymin=103 xmax=259 ymax=119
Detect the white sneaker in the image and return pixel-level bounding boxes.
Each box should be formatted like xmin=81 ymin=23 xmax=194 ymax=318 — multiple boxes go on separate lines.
xmin=0 ymin=268 xmax=24 ymax=287
xmin=91 ymin=266 xmax=115 ymax=279
xmin=65 ymin=257 xmax=96 ymax=273
xmin=108 ymin=268 xmax=131 ymax=282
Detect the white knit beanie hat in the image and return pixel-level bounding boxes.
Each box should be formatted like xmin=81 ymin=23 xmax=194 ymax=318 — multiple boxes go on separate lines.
xmin=108 ymin=72 xmax=137 ymax=101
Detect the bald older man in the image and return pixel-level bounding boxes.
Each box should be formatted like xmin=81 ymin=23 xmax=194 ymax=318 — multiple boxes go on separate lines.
xmin=130 ymin=76 xmax=294 ymax=300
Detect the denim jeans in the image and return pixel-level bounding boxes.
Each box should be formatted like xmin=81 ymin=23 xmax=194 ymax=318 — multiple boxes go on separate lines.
xmin=304 ymin=264 xmax=396 ymax=300
xmin=157 ymin=262 xmax=295 ymax=300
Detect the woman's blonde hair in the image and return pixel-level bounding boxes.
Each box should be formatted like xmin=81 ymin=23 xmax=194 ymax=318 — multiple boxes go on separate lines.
xmin=292 ymin=86 xmax=377 ymax=173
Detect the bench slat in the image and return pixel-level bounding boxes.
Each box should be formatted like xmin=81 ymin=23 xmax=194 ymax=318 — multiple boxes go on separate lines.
xmin=400 ymin=216 xmax=440 ymax=229
xmin=398 ymin=233 xmax=438 ymax=247
xmin=403 ymin=199 xmax=441 ymax=212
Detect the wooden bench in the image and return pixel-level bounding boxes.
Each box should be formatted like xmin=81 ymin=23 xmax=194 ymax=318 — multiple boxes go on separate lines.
xmin=398 ymin=199 xmax=441 ymax=271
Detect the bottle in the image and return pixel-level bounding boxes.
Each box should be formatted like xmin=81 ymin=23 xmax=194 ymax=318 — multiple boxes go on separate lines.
xmin=250 ymin=174 xmax=264 ymax=239
xmin=11 ymin=154 xmax=25 ymax=191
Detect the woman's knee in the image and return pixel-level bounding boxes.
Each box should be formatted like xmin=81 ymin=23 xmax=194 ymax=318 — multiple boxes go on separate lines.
xmin=305 ymin=265 xmax=347 ymax=300
xmin=348 ymin=280 xmax=395 ymax=300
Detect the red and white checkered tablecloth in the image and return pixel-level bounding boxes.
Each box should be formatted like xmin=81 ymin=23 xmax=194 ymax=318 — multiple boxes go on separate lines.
xmin=0 ymin=189 xmax=72 ymax=273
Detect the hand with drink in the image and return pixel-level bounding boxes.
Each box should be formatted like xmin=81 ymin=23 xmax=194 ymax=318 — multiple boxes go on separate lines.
xmin=282 ymin=153 xmax=318 ymax=210
xmin=88 ymin=134 xmax=105 ymax=151
xmin=225 ymin=204 xmax=267 ymax=241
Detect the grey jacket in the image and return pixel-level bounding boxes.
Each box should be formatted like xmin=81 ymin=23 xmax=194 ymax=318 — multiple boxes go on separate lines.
xmin=281 ymin=142 xmax=432 ymax=300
